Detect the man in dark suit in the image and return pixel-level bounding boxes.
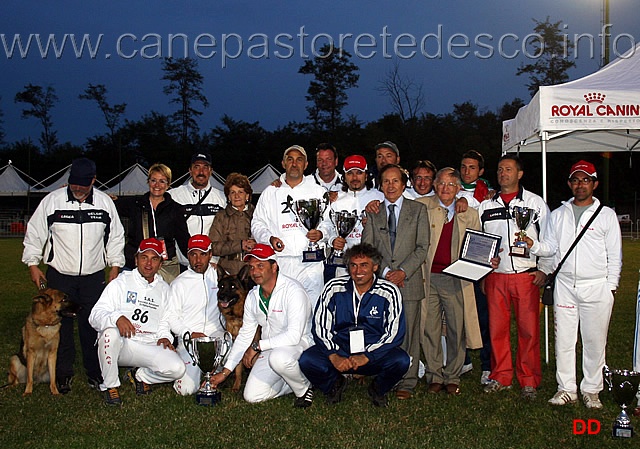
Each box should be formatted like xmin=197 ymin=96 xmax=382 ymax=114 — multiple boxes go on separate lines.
xmin=362 ymin=164 xmax=429 ymax=399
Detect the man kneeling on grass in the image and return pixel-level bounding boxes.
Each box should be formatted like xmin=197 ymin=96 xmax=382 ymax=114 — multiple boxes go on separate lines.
xmin=89 ymin=238 xmax=185 ymax=406
xmin=299 ymin=243 xmax=410 ymax=407
xmin=209 ymin=244 xmax=314 ymax=407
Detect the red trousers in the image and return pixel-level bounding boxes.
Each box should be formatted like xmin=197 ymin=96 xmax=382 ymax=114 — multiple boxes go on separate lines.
xmin=485 ymin=272 xmax=541 ymax=388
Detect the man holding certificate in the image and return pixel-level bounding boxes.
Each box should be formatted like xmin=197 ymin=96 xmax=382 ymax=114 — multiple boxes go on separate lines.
xmin=416 ymin=168 xmax=483 ymax=395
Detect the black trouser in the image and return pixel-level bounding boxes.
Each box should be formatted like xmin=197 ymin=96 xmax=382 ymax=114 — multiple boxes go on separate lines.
xmin=47 ymin=267 xmax=105 ymax=381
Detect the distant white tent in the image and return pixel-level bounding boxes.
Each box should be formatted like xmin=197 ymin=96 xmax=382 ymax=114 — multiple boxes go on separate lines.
xmin=104 ymin=164 xmax=150 ymax=196
xmin=248 ymin=164 xmax=282 ymax=193
xmin=0 ymin=163 xmax=35 ymax=196
xmin=38 ymin=165 xmax=71 ymax=193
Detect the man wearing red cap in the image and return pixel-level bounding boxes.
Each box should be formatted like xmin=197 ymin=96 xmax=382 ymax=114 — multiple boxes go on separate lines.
xmin=328 ymin=155 xmax=384 ymax=278
xmin=89 ymin=238 xmax=185 ymax=405
xmin=541 ymin=160 xmax=621 ymax=409
xmin=210 ymin=244 xmax=314 ymax=406
xmin=167 ymin=234 xmax=227 ymax=396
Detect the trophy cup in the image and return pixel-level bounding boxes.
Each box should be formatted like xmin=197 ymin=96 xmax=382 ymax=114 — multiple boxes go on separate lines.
xmin=603 ymin=365 xmax=640 ymax=438
xmin=328 ymin=209 xmax=360 ymax=266
xmin=183 ymin=331 xmax=232 ymax=406
xmin=509 ymin=206 xmax=540 ymax=257
xmin=291 ymin=194 xmax=329 ymax=262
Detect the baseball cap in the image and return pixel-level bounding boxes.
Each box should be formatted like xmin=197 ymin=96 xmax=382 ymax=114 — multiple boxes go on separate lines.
xmin=138 ymin=238 xmax=163 ymax=256
xmin=374 ymin=141 xmax=399 ymax=156
xmin=569 ymin=160 xmax=597 ymax=179
xmin=243 ymin=243 xmax=277 ymax=262
xmin=343 ymin=155 xmax=368 ymax=172
xmin=68 ymin=158 xmax=96 ymax=186
xmin=188 ymin=234 xmax=212 ymax=253
xmin=283 ymin=145 xmax=307 ymax=160
xmin=190 ymin=153 xmax=212 ymax=165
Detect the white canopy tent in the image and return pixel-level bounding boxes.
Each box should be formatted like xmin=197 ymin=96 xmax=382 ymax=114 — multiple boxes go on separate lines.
xmin=502 ymin=43 xmax=640 ymax=364
xmin=104 ymin=164 xmax=149 ymax=196
xmin=0 ymin=163 xmax=36 ymax=196
xmin=37 ymin=165 xmax=71 ymax=193
xmin=248 ymin=164 xmax=282 ymax=194
xmin=172 ymin=171 xmax=226 ymax=192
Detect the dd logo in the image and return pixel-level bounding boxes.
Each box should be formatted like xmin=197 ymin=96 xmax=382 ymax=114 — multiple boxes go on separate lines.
xmin=573 ymin=419 xmax=601 ymax=435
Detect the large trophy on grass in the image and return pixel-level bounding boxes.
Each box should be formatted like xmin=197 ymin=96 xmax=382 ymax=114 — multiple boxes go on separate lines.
xmin=291 ymin=194 xmax=329 ymax=262
xmin=603 ymin=365 xmax=640 ymax=438
xmin=328 ymin=209 xmax=360 ymax=266
xmin=183 ymin=331 xmax=232 ymax=406
xmin=509 ymin=206 xmax=540 ymax=257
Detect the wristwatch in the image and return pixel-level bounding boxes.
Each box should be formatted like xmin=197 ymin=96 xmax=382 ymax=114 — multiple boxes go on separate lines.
xmin=251 ymin=342 xmax=261 ymax=353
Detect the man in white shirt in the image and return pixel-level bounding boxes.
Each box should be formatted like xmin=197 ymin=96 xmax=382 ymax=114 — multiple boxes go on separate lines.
xmin=89 ymin=238 xmax=185 ymax=405
xmin=404 ymin=160 xmax=437 ymax=200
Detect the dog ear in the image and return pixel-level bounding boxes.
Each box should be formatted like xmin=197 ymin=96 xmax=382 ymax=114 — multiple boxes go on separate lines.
xmin=32 ymin=293 xmax=52 ymax=306
xmin=216 ymin=265 xmax=227 ymax=281
xmin=237 ymin=264 xmax=255 ymax=290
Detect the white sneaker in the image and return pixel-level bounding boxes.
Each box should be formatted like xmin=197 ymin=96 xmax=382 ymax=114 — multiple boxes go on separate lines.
xmin=582 ymin=392 xmax=603 ymax=409
xmin=460 ymin=363 xmax=473 ymax=375
xmin=548 ymin=390 xmax=578 ymax=406
xmin=480 ymin=370 xmax=491 ymax=385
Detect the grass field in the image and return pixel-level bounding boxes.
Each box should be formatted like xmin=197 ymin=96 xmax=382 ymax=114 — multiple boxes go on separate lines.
xmin=1 ymin=238 xmax=639 ymax=449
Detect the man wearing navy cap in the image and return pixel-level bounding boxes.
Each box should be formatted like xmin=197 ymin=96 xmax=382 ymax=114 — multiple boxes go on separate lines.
xmin=170 ymin=152 xmax=227 ymax=267
xmin=22 ymin=157 xmax=125 ymax=394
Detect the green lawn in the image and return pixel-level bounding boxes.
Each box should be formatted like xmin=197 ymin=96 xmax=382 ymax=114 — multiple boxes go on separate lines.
xmin=1 ymin=238 xmax=639 ymax=449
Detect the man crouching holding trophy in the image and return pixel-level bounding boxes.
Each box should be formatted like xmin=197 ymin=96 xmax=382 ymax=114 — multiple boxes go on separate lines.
xmin=251 ymin=145 xmax=335 ymax=305
xmin=184 ymin=331 xmax=231 ymax=406
xmin=209 ymin=245 xmax=315 ymax=408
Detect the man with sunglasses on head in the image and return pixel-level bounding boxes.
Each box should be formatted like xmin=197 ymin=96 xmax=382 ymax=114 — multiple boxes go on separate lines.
xmin=541 ymin=160 xmax=621 ymax=410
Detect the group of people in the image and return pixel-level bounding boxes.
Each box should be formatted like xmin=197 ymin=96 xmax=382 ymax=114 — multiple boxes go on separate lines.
xmin=21 ymin=141 xmax=626 ymax=412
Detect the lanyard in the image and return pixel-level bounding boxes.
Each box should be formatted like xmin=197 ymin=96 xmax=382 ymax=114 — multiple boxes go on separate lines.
xmin=150 ymin=201 xmax=158 ymax=237
xmin=352 ymin=289 xmax=363 ymax=326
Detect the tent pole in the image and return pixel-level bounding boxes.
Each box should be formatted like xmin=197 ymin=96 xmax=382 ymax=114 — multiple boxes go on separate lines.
xmin=541 ymin=132 xmax=549 ymax=365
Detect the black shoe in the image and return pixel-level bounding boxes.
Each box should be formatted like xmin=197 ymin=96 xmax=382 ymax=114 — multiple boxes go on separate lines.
xmin=368 ymin=380 xmax=388 ymax=408
xmin=326 ymin=375 xmax=347 ymax=405
xmin=293 ymin=387 xmax=314 ymax=408
xmin=124 ymin=368 xmax=151 ymax=395
xmin=104 ymin=387 xmax=122 ymax=406
xmin=87 ymin=376 xmax=103 ymax=390
xmin=56 ymin=376 xmax=73 ymax=395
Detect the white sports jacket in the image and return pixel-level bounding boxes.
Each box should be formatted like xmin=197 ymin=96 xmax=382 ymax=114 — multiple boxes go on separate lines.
xmin=22 ymin=187 xmax=125 ymax=276
xmin=330 ymin=188 xmax=384 ymax=249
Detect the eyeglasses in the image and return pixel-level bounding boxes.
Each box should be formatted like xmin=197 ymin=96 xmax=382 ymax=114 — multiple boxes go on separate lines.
xmin=569 ymin=177 xmax=593 ymax=185
xmin=149 ymin=179 xmax=168 ymax=185
xmin=436 ymin=181 xmax=458 ymax=188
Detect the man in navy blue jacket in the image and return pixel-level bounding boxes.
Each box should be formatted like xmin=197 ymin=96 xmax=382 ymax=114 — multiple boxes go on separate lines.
xmin=299 ymin=243 xmax=410 ymax=407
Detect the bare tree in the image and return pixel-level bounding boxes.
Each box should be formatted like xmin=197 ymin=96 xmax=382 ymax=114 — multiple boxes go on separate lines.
xmin=79 ymin=84 xmax=126 ymax=147
xmin=377 ymin=60 xmax=425 ymax=124
xmin=14 ymin=84 xmax=58 ymax=153
xmin=161 ymin=57 xmax=209 ymax=145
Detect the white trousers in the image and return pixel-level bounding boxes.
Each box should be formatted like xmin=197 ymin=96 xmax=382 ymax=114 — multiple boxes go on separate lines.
xmin=634 ymin=283 xmax=640 ymax=400
xmin=277 ymin=256 xmax=324 ymax=308
xmin=173 ymin=344 xmax=203 ymax=396
xmin=553 ymin=280 xmax=614 ymax=394
xmin=243 ymin=344 xmax=311 ymax=403
xmin=97 ymin=328 xmax=185 ymax=391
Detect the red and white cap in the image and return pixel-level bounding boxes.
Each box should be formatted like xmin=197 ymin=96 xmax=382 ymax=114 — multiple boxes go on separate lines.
xmin=569 ymin=160 xmax=597 ymax=179
xmin=188 ymin=234 xmax=212 ymax=253
xmin=343 ymin=155 xmax=368 ymax=173
xmin=138 ymin=238 xmax=163 ymax=256
xmin=243 ymin=243 xmax=277 ymax=262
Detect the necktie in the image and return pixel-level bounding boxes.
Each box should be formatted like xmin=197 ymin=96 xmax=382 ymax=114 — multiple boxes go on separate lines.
xmin=388 ymin=204 xmax=397 ymax=251
xmin=444 ymin=208 xmax=450 ymax=224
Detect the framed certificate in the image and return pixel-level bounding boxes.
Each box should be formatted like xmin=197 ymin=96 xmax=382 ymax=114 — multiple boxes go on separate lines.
xmin=442 ymin=229 xmax=501 ymax=282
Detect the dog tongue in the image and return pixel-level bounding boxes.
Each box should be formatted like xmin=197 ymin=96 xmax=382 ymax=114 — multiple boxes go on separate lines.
xmin=219 ymin=301 xmax=230 ymax=308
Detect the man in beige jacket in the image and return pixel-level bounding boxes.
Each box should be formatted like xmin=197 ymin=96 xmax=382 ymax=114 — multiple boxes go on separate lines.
xmin=416 ymin=167 xmax=483 ymax=395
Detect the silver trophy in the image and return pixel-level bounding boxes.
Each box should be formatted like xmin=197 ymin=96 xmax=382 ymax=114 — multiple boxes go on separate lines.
xmin=291 ymin=194 xmax=329 ymax=262
xmin=509 ymin=206 xmax=540 ymax=257
xmin=603 ymin=365 xmax=640 ymax=438
xmin=328 ymin=209 xmax=360 ymax=266
xmin=183 ymin=331 xmax=232 ymax=406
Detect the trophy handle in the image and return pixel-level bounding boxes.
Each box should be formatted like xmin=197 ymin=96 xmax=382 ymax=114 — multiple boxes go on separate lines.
xmin=183 ymin=331 xmax=197 ymax=364
xmin=603 ymin=365 xmax=613 ymax=391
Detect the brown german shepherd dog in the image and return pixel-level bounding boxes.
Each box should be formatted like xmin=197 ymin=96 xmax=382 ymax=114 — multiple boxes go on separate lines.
xmin=8 ymin=288 xmax=78 ymax=395
xmin=216 ymin=265 xmax=258 ymax=392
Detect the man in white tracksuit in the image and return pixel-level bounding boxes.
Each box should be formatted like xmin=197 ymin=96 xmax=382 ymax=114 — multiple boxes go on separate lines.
xmin=209 ymin=244 xmax=314 ymax=407
xmin=541 ymin=160 xmax=622 ymax=410
xmin=328 ymin=155 xmax=384 ymax=278
xmin=89 ymin=238 xmax=185 ymax=405
xmin=251 ymin=145 xmax=335 ymax=306
xmin=167 ymin=234 xmax=227 ymax=396
xmin=169 ymin=152 xmax=227 ymax=266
